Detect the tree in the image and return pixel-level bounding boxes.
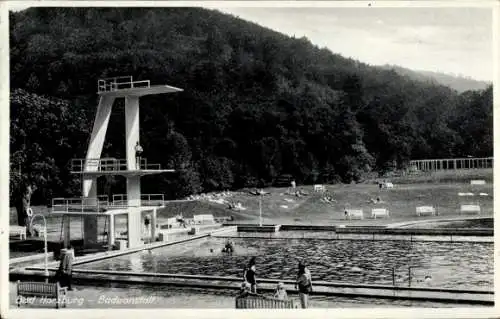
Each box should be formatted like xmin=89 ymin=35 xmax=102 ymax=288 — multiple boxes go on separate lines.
xmin=9 ymin=7 xmax=493 ymax=199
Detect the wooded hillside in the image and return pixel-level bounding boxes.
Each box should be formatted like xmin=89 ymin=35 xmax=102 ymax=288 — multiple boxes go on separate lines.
xmin=9 ymin=7 xmax=493 ymax=205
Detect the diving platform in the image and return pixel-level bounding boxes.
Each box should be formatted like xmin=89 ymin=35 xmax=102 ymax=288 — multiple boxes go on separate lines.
xmin=97 ymin=76 xmax=183 ymax=97
xmin=51 ymin=195 xmax=166 ymax=215
xmin=70 ymin=158 xmax=175 ymax=177
xmin=51 ymin=75 xmax=183 ymax=250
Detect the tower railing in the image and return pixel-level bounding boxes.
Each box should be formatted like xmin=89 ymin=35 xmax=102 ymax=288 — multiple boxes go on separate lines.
xmin=51 ymin=196 xmax=136 ymax=214
xmin=71 ymin=158 xmax=163 ymax=173
xmin=111 ymin=194 xmax=165 ymax=207
xmin=97 ymin=76 xmax=151 ymax=93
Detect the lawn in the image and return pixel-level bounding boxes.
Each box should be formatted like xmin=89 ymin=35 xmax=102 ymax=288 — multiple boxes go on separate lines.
xmin=9 ymin=169 xmax=494 ymax=231
xmin=156 ymin=172 xmax=493 ymax=225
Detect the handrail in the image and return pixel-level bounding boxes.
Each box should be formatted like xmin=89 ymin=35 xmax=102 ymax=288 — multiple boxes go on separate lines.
xmin=97 ymin=76 xmax=151 ymax=93
xmin=70 ymin=158 xmax=164 ymax=172
xmin=111 ymin=193 xmax=165 ymax=206
xmin=51 ymin=196 xmax=140 ymax=214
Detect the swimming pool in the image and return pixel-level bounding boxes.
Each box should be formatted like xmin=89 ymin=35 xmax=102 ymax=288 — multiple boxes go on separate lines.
xmin=80 ymin=235 xmax=493 ymax=291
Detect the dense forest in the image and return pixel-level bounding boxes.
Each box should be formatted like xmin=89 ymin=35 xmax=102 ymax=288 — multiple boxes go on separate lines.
xmin=9 ymin=7 xmax=493 ymax=207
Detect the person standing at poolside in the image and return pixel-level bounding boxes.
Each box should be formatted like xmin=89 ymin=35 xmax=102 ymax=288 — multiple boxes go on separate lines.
xmin=295 ymin=261 xmax=313 ymax=308
xmin=244 ymin=257 xmax=257 ymax=293
xmin=57 ymin=246 xmax=74 ymax=291
xmin=144 ymin=214 xmax=151 ymax=239
xmin=135 ymin=141 xmax=143 ymax=169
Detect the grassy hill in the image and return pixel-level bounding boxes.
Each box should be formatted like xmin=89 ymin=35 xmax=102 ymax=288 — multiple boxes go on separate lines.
xmin=157 ymin=169 xmax=493 ymax=225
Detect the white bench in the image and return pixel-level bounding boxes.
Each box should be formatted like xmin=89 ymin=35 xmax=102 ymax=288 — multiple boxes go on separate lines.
xmin=314 ymin=184 xmax=325 ymax=192
xmin=17 ymin=281 xmax=67 ymax=308
xmin=345 ymin=209 xmax=364 ymax=220
xmin=416 ymin=206 xmax=436 ymax=217
xmin=10 ymin=226 xmax=27 ymax=240
xmin=193 ymin=214 xmax=215 ymax=225
xmin=458 ymin=192 xmax=475 ymax=196
xmin=384 ymin=182 xmax=394 ymax=189
xmin=371 ymin=208 xmax=389 ymax=219
xmin=470 ymin=180 xmax=486 ymax=185
xmin=460 ymin=204 xmax=481 ymax=215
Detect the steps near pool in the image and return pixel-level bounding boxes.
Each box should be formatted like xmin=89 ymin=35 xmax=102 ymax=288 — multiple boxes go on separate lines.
xmin=236 ymin=224 xmax=281 ymax=232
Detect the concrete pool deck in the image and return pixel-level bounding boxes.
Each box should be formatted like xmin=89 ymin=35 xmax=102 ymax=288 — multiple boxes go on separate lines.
xmin=10 ymin=267 xmax=494 ymax=306
xmin=10 ymin=281 xmax=486 ymax=309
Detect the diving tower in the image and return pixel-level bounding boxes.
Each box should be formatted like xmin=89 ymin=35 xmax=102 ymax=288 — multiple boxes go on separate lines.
xmin=52 ymin=76 xmax=183 ymax=250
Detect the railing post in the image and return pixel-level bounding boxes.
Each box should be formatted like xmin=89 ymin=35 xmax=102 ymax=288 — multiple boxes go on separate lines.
xmin=408 ymin=267 xmax=412 ymax=287
xmin=392 ymin=267 xmax=395 ymax=286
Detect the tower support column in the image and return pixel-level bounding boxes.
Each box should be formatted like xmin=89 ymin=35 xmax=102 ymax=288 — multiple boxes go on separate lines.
xmin=108 ymin=214 xmax=115 ymax=250
xmin=83 ymin=95 xmax=115 ymax=197
xmin=125 ymin=93 xmax=142 ymax=248
xmin=83 ymin=177 xmax=99 ymax=248
xmin=63 ymin=215 xmax=71 ymax=248
xmin=127 ymin=175 xmax=142 ymax=248
xmin=125 ymin=96 xmax=140 ymax=170
xmin=151 ymin=208 xmax=157 ymax=242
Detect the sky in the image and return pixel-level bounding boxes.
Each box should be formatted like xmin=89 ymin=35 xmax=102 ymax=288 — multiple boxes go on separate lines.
xmin=218 ymin=7 xmax=494 ymax=82
xmin=6 ymin=3 xmax=494 ymax=82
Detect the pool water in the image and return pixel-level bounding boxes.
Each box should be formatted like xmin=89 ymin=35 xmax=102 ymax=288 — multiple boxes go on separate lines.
xmin=81 ymin=236 xmax=493 ymax=290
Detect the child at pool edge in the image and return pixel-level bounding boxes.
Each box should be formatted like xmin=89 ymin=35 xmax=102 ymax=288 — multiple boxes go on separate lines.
xmin=273 ymin=282 xmax=288 ymax=300
xmin=238 ymin=281 xmax=253 ymax=297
